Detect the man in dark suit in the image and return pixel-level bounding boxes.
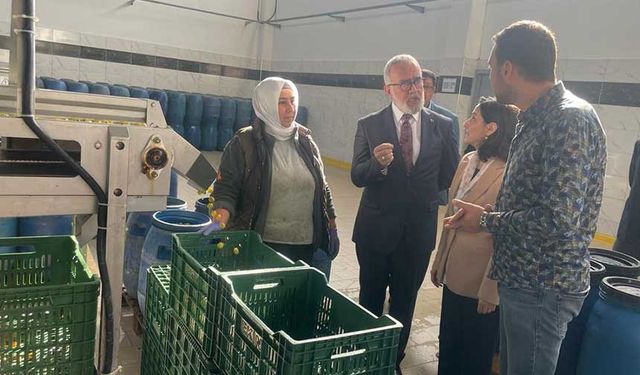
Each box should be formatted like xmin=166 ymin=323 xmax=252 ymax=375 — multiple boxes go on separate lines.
xmin=614 ymin=139 xmax=640 ymax=259
xmin=351 ymin=54 xmax=459 ymax=374
xmin=422 ymin=69 xmax=461 ymax=206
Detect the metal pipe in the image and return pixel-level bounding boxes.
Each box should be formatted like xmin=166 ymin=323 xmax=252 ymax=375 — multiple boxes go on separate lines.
xmin=132 ymin=0 xmax=256 ymax=23
xmin=268 ymin=0 xmax=434 ymax=23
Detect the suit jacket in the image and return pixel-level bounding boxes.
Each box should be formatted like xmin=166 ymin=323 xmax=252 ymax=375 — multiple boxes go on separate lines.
xmin=432 ymin=152 xmax=505 ymax=305
xmin=614 ymin=139 xmax=640 ymax=258
xmin=429 ymin=101 xmax=460 ymax=150
xmin=351 ymin=105 xmax=459 ymax=255
xmin=429 ymin=101 xmax=461 ymax=205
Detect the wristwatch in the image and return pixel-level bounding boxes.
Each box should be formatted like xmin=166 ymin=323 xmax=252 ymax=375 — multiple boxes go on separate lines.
xmin=479 ymin=211 xmax=489 ymax=231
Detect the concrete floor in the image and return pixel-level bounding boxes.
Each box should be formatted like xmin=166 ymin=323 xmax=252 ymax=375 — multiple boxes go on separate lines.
xmin=111 ymin=151 xmax=612 ymax=375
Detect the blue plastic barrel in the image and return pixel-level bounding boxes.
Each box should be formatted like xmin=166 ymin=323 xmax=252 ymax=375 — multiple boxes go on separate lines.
xmin=169 ymin=170 xmax=179 ymax=198
xmin=195 ymin=197 xmax=210 ymax=215
xmin=296 ymin=105 xmax=309 ymax=126
xmin=79 ymin=80 xmax=93 ymax=85
xmin=36 ymin=77 xmax=45 ymax=89
xmin=218 ymin=98 xmax=237 ymax=151
xmin=66 ymin=81 xmax=89 ymax=93
xmin=589 ymin=248 xmax=640 ymax=277
xmin=123 ymin=197 xmax=187 ymax=298
xmin=185 ymin=94 xmax=204 ymax=126
xmin=89 ymin=83 xmax=110 ymax=95
xmin=555 ymin=259 xmax=607 ymax=375
xmin=234 ymin=98 xmax=253 ymax=131
xmin=18 ymin=215 xmax=73 ymax=236
xmin=110 ymin=85 xmax=130 ymax=97
xmin=185 ymin=94 xmax=203 ymax=149
xmin=0 ymin=217 xmax=18 ymax=253
xmin=42 ymin=77 xmax=67 ymax=91
xmin=130 ymin=87 xmax=149 ymax=99
xmin=578 ymin=277 xmax=640 ymax=375
xmin=201 ymin=96 xmax=220 ymax=151
xmin=149 ymin=90 xmax=168 ymax=115
xmin=137 ymin=210 xmax=210 ymax=314
xmin=167 ymin=91 xmax=186 ymax=136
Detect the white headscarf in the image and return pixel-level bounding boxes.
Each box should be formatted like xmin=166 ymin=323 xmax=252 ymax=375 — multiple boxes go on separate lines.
xmin=252 ymin=77 xmax=299 ymax=141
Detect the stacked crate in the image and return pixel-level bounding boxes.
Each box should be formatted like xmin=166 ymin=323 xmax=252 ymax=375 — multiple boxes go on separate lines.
xmin=0 ymin=236 xmax=99 ymax=375
xmin=142 ymin=230 xmax=402 ymax=375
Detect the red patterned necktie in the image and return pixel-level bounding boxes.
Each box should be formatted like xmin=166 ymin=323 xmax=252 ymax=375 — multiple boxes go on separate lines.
xmin=400 ymin=113 xmax=414 ymax=173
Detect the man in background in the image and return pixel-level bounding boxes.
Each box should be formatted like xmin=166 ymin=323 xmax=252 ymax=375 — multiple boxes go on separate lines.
xmin=422 ymin=69 xmax=460 ymax=205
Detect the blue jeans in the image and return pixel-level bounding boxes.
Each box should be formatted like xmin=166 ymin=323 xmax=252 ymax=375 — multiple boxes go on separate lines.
xmin=498 ymin=286 xmax=587 ymax=375
xmin=311 ymin=248 xmax=332 ymax=281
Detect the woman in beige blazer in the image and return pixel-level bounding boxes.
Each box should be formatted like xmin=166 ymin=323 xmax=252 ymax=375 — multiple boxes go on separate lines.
xmin=431 ymin=98 xmax=518 ymax=375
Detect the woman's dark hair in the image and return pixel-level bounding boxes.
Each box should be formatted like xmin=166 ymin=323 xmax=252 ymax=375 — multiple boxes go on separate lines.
xmin=476 ymin=97 xmax=518 ymax=162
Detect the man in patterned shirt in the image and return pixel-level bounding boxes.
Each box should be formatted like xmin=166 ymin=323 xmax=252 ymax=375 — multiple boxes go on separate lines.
xmin=445 ymin=20 xmax=607 ymax=375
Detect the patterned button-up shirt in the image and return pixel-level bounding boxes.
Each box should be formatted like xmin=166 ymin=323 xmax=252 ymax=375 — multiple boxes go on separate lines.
xmin=485 ymin=82 xmax=607 ymax=293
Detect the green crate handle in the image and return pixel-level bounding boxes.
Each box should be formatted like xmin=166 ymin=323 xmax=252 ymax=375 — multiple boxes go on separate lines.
xmin=330 ymin=348 xmax=367 ymax=360
xmin=252 ymin=278 xmax=284 ymax=290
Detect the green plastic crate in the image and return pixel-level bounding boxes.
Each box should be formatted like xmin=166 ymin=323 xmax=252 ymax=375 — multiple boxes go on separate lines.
xmin=217 ymin=267 xmax=402 ymax=375
xmin=0 ymin=236 xmax=99 ymax=375
xmin=141 ymin=265 xmax=171 ymax=375
xmin=169 ymin=230 xmax=297 ymax=359
xmin=165 ymin=309 xmax=218 ymax=374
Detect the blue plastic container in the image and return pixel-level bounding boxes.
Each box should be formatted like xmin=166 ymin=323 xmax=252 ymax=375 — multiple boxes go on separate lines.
xmin=201 ymin=96 xmax=221 ymax=151
xmin=137 ymin=210 xmax=211 ymax=314
xmin=122 ymin=197 xmax=187 ymax=298
xmin=167 ymin=92 xmax=187 ymax=137
xmin=130 ymin=87 xmax=149 ymax=99
xmin=185 ymin=94 xmax=204 ymax=126
xmin=0 ymin=218 xmax=18 ymax=253
xmin=66 ymin=81 xmax=89 ymax=93
xmin=578 ymin=277 xmax=640 ymax=375
xmin=18 ymin=215 xmax=73 ymax=236
xmin=589 ymin=248 xmax=640 ymax=278
xmin=149 ymin=90 xmax=168 ymax=115
xmin=42 ymin=77 xmax=67 ymax=91
xmin=169 ymin=170 xmax=179 ymax=198
xmin=218 ymin=98 xmax=236 ymax=151
xmin=555 ymin=260 xmax=607 ymax=375
xmin=234 ymin=98 xmax=253 ymax=131
xmin=184 ymin=94 xmax=203 ymax=149
xmin=110 ymin=85 xmax=130 ymax=97
xmin=296 ymin=105 xmax=309 ymax=126
xmin=195 ymin=197 xmax=210 ymax=215
xmin=89 ymin=83 xmax=110 ymax=95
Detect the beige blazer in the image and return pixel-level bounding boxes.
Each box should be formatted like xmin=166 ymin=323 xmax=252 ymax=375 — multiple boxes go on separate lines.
xmin=432 ymin=152 xmax=505 ymax=305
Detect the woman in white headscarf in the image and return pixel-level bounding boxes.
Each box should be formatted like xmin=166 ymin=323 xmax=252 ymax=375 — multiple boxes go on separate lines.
xmin=205 ymin=77 xmax=339 ymax=267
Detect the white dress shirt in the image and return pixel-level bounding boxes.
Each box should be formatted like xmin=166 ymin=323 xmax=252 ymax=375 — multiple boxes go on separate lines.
xmin=391 ymin=103 xmax=421 ymax=165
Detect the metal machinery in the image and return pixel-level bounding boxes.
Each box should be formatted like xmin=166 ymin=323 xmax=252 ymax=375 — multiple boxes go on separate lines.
xmin=0 ymin=1 xmax=216 ymax=373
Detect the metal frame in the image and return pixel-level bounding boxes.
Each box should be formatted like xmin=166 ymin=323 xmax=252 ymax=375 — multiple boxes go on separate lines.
xmin=0 ymin=85 xmax=216 ymax=373
xmin=98 ymin=125 xmax=130 ymax=372
xmin=267 ymin=0 xmax=434 ymax=24
xmin=128 ymin=0 xmax=434 ymax=27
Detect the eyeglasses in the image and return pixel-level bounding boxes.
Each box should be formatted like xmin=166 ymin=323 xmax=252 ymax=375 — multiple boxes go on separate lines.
xmin=387 ymin=77 xmax=425 ymax=92
xmin=423 ymin=85 xmax=435 ymax=92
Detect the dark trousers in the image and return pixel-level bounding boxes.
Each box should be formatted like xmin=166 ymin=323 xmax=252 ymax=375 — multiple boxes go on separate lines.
xmin=438 ymin=285 xmax=499 ymax=375
xmin=356 ymin=237 xmax=431 ymax=366
xmin=265 ymin=242 xmax=315 ymax=265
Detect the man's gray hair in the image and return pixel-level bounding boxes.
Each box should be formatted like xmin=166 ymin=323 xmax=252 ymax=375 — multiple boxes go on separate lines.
xmin=383 ymin=54 xmax=421 ymax=84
